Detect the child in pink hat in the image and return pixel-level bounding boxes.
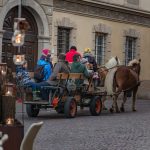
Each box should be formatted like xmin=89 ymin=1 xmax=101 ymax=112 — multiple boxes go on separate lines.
xmin=35 ymin=48 xmax=52 ymax=82
xmin=42 ymin=49 xmax=50 ymax=56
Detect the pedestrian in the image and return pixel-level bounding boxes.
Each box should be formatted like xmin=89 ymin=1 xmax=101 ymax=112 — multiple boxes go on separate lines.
xmin=65 ymin=46 xmax=81 ymax=63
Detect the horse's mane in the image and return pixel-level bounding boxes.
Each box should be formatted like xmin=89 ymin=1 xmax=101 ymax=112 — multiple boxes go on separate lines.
xmin=105 ymin=56 xmax=121 ymax=69
xmin=128 ymin=59 xmax=140 ymax=66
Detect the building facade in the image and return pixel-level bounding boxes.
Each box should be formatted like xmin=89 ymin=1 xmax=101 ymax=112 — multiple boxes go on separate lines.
xmin=0 ymin=0 xmax=150 ymax=81
xmin=0 ymin=0 xmax=53 ymax=71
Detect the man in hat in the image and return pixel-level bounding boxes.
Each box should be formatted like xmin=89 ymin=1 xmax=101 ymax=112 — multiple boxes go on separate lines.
xmin=47 ymin=53 xmax=70 ymax=85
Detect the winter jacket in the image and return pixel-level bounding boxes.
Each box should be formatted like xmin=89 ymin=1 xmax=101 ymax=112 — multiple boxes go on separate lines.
xmin=46 ymin=60 xmax=70 ymax=85
xmin=71 ymin=62 xmax=90 ymax=85
xmin=66 ymin=49 xmax=81 ymax=63
xmin=71 ymin=62 xmax=90 ymax=78
xmin=37 ymin=59 xmax=52 ymax=81
xmin=46 ymin=54 xmax=53 ymax=70
xmin=83 ymin=53 xmax=97 ymax=72
xmin=16 ymin=66 xmax=32 ymax=85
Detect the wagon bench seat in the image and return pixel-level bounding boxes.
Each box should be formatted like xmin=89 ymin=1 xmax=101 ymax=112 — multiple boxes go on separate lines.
xmin=57 ymin=73 xmax=84 ymax=80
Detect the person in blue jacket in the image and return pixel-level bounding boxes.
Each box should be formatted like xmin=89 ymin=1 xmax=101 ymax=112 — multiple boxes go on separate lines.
xmin=36 ymin=49 xmax=52 ymax=81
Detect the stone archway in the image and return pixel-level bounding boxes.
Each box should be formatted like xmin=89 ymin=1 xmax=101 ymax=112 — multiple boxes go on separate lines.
xmin=0 ymin=0 xmax=50 ymax=70
xmin=2 ymin=6 xmax=38 ymax=71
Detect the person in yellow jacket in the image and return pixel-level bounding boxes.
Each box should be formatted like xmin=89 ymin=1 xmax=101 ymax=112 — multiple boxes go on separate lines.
xmin=83 ymin=48 xmax=97 ymax=72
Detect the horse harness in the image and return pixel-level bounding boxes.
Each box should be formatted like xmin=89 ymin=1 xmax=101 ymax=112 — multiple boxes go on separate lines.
xmin=106 ymin=66 xmax=140 ymax=94
xmin=122 ymin=68 xmax=141 ymax=92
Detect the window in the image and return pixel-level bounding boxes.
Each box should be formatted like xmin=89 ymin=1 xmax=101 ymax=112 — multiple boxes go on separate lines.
xmin=57 ymin=27 xmax=70 ymax=55
xmin=125 ymin=36 xmax=136 ymax=65
xmin=127 ymin=0 xmax=139 ymax=5
xmin=95 ymin=33 xmax=106 ymax=65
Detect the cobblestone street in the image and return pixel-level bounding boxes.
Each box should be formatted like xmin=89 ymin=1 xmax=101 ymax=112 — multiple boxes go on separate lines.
xmin=16 ymin=99 xmax=150 ymax=150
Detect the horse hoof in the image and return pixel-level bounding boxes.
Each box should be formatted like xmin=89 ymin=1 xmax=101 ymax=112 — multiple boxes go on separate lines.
xmin=120 ymin=107 xmax=125 ymax=112
xmin=116 ymin=110 xmax=120 ymax=113
xmin=110 ymin=108 xmax=114 ymax=113
xmin=103 ymin=107 xmax=108 ymax=110
xmin=132 ymin=109 xmax=136 ymax=112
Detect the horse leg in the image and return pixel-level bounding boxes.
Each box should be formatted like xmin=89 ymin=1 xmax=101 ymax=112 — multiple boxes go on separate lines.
xmin=120 ymin=91 xmax=127 ymax=112
xmin=110 ymin=94 xmax=119 ymax=113
xmin=110 ymin=98 xmax=114 ymax=113
xmin=109 ymin=95 xmax=115 ymax=113
xmin=114 ymin=94 xmax=120 ymax=113
xmin=132 ymin=86 xmax=138 ymax=111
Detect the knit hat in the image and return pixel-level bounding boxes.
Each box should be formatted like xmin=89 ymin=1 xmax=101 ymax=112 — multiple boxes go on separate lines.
xmin=42 ymin=49 xmax=50 ymax=56
xmin=84 ymin=48 xmax=91 ymax=53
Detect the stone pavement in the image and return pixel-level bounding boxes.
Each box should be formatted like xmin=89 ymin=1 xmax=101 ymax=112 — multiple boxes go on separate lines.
xmin=16 ymin=99 xmax=150 ymax=150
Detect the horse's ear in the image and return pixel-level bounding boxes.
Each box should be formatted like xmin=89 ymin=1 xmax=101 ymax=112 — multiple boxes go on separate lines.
xmin=115 ymin=56 xmax=118 ymax=61
xmin=139 ymin=59 xmax=141 ymax=63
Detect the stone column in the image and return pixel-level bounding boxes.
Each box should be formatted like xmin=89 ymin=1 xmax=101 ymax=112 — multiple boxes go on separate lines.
xmin=0 ymin=30 xmax=5 ymax=63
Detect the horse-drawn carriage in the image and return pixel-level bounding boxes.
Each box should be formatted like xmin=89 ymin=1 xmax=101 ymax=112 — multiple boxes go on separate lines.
xmin=17 ymin=56 xmax=141 ymax=118
xmin=19 ymin=72 xmax=105 ymax=118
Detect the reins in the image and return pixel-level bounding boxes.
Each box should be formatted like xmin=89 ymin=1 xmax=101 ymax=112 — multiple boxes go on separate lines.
xmin=98 ymin=65 xmax=120 ymax=74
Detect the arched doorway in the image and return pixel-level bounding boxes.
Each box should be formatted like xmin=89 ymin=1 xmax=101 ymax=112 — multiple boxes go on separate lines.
xmin=2 ymin=6 xmax=38 ymax=71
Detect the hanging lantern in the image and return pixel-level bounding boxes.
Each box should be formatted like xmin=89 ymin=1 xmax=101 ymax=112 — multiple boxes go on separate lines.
xmin=5 ymin=83 xmax=16 ymax=96
xmin=2 ymin=83 xmax=16 ymax=124
xmin=0 ymin=63 xmax=7 ymax=76
xmin=12 ymin=18 xmax=29 ymax=47
xmin=5 ymin=117 xmax=14 ymax=125
xmin=13 ymin=55 xmax=25 ymax=65
xmin=12 ymin=30 xmax=25 ymax=46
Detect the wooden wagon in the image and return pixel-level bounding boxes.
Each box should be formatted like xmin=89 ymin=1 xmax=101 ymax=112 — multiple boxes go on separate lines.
xmin=20 ymin=73 xmax=105 ymax=118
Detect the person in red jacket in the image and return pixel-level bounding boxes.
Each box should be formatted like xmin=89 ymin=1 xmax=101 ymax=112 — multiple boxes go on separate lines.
xmin=65 ymin=46 xmax=81 ymax=63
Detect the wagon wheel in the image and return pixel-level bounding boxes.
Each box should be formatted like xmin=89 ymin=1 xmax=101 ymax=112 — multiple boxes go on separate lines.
xmin=26 ymin=104 xmax=40 ymax=117
xmin=90 ymin=96 xmax=102 ymax=116
xmin=56 ymin=108 xmax=64 ymax=114
xmin=64 ymin=97 xmax=77 ymax=118
xmin=55 ymin=101 xmax=64 ymax=114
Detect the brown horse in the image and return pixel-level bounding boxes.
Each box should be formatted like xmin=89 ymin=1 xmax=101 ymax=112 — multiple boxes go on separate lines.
xmin=98 ymin=59 xmax=141 ymax=113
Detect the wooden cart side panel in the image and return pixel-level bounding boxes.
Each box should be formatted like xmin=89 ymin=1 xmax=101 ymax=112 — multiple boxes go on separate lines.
xmin=68 ymin=73 xmax=84 ymax=80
